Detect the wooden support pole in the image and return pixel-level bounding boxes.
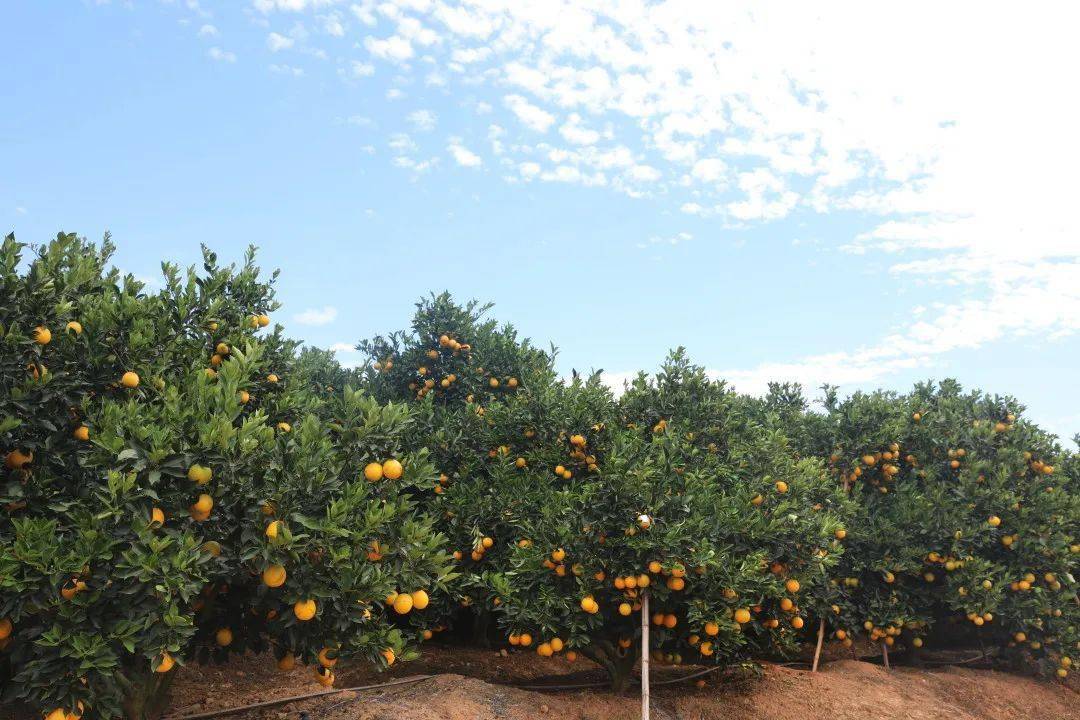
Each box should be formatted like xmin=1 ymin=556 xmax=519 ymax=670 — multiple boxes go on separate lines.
xmin=812 ymin=618 xmax=826 ymax=672
xmin=881 ymin=641 xmax=890 ymax=671
xmin=641 ymin=589 xmax=650 ymax=720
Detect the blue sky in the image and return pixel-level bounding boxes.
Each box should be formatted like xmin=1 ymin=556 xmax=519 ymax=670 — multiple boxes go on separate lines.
xmin=3 ymin=1 xmax=1079 ymax=443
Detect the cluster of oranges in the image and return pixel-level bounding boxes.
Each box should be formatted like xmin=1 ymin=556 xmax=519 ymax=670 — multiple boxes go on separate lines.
xmin=452 ymin=535 xmax=495 ymax=563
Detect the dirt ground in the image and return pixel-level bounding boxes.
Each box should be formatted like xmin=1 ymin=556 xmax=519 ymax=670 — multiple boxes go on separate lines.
xmin=162 ymin=644 xmax=1080 ymax=720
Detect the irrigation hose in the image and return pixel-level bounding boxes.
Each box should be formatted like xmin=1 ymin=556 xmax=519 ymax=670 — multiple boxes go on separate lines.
xmin=160 ymin=675 xmax=434 ymax=720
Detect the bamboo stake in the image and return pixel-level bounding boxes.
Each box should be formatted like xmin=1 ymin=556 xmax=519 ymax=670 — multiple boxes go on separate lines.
xmin=881 ymin=641 xmax=890 ymax=671
xmin=812 ymin=618 xmax=826 ymax=672
xmin=641 ymin=589 xmax=650 ymax=720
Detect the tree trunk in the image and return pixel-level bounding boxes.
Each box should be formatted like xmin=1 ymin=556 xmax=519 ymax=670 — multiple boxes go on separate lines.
xmin=471 ymin=608 xmax=491 ymax=648
xmin=581 ymin=641 xmax=639 ymax=693
xmin=120 ymin=670 xmax=174 ymax=720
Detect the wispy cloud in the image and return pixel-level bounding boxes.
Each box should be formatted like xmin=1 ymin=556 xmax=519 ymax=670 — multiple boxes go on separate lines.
xmin=448 ymin=139 xmax=482 ymax=167
xmin=207 ymin=47 xmax=236 ymax=63
xmin=293 ymin=305 xmax=338 ymax=326
xmin=266 ymin=32 xmax=294 ymax=52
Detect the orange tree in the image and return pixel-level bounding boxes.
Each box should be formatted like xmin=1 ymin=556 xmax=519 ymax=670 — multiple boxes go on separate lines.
xmin=355 ymin=294 xmax=603 ymax=635
xmin=0 ymin=234 xmax=453 ymax=720
xmin=473 ymin=351 xmax=849 ymax=690
xmin=771 ymin=380 xmax=1079 ymax=677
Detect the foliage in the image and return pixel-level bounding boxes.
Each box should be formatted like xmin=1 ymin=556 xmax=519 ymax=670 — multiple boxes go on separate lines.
xmin=0 ymin=234 xmax=453 ymax=720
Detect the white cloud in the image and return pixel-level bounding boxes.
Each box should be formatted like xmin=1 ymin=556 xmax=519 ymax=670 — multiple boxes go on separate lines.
xmin=269 ymin=63 xmax=304 ymax=76
xmin=448 ymin=140 xmax=482 ymax=167
xmin=293 ymin=306 xmax=338 ymax=326
xmin=254 ymin=0 xmax=338 ymax=11
xmin=407 ymin=109 xmax=438 ymax=131
xmin=519 ymin=161 xmax=541 ymax=179
xmin=266 ymin=32 xmax=295 ymax=52
xmin=197 ymin=23 xmax=217 ymax=38
xmin=320 ymin=12 xmax=345 ymax=36
xmin=627 ymin=164 xmax=661 ymax=182
xmin=207 ymin=47 xmax=237 ymax=63
xmin=504 ymin=94 xmax=555 ymax=133
xmin=388 ymin=132 xmax=417 ymax=153
xmin=559 ymin=113 xmax=600 ymax=145
xmin=364 ymin=34 xmax=413 ymax=61
xmin=329 ymin=342 xmax=357 ymax=353
xmin=350 ymin=60 xmax=375 ymax=77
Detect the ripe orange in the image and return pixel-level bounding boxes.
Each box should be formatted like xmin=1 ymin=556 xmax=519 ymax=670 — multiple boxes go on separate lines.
xmin=33 ymin=326 xmax=52 ymax=345
xmin=785 ymin=579 xmax=801 ymax=593
xmin=187 ymin=464 xmax=212 ymax=484
xmin=364 ymin=462 xmax=383 ymax=482
xmin=382 ymin=459 xmax=403 ymax=480
xmin=734 ymin=608 xmax=751 ymax=624
xmin=121 ymin=371 xmax=140 ymax=388
xmin=156 ymin=652 xmax=175 ymax=673
xmin=192 ymin=494 xmax=213 ymax=514
xmin=215 ymin=628 xmax=233 ymax=647
xmin=5 ymin=449 xmax=33 ymax=469
xmin=315 ymin=667 xmax=335 ymax=687
xmin=318 ymin=647 xmax=338 ymax=668
xmin=382 ymin=648 xmax=396 ymax=665
xmin=411 ymin=590 xmax=430 ymax=610
xmin=262 ymin=564 xmax=287 ymax=588
xmin=73 ymin=425 xmax=89 ymax=441
xmin=294 ymin=599 xmax=317 ymax=621
xmin=393 ymin=593 xmax=414 ymax=614
xmin=66 ymin=321 xmax=83 ymax=335
xmin=277 ymin=653 xmax=295 ymax=671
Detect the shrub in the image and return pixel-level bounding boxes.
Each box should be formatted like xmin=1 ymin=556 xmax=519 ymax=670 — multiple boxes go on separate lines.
xmin=771 ymin=380 xmax=1079 ymax=675
xmin=0 ymin=234 xmax=453 ymax=719
xmin=468 ymin=352 xmax=847 ymax=690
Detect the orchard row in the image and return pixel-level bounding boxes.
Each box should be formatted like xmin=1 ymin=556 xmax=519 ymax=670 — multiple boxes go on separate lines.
xmin=1 ymin=234 xmax=1076 ymax=719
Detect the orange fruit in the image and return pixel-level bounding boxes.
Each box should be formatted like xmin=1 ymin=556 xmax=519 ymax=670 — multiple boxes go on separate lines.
xmin=393 ymin=593 xmax=414 ymax=614
xmin=364 ymin=462 xmax=383 ymax=482
xmin=121 ymin=371 xmax=140 ymax=388
xmin=33 ymin=326 xmax=52 ymax=345
xmin=294 ymin=599 xmax=317 ymax=621
xmin=156 ymin=652 xmax=175 ymax=673
xmin=215 ymin=628 xmax=233 ymax=647
xmin=382 ymin=459 xmax=403 ymax=480
xmin=318 ymin=647 xmax=338 ymax=668
xmin=73 ymin=425 xmax=89 ymax=442
xmin=262 ymin=564 xmax=287 ymax=588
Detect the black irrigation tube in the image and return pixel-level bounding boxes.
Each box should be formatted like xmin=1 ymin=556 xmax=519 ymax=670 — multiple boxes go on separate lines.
xmin=160 ymin=675 xmax=434 ymax=720
xmin=509 ymin=664 xmax=723 ymax=691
